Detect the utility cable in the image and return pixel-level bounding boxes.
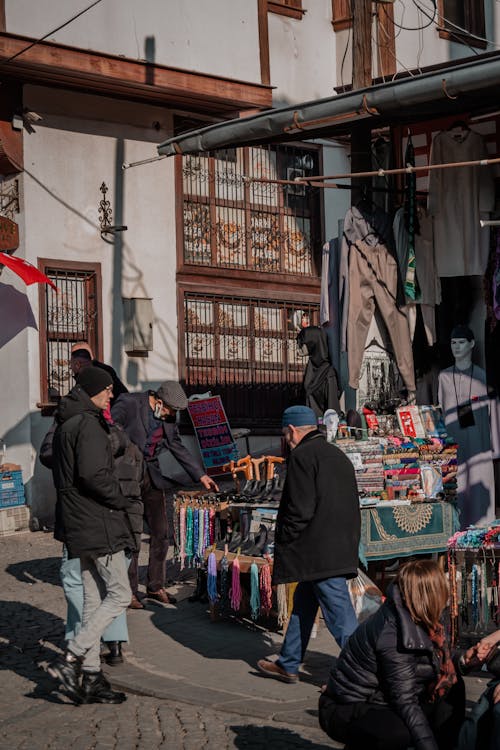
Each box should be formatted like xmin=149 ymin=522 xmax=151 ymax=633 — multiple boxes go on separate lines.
xmin=0 ymin=0 xmax=104 ymax=68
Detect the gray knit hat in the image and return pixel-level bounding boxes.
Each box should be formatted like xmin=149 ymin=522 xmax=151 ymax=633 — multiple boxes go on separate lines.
xmin=156 ymin=381 xmax=188 ymax=410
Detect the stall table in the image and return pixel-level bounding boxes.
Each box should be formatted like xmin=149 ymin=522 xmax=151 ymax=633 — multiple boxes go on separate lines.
xmin=361 ymin=501 xmax=459 ymax=562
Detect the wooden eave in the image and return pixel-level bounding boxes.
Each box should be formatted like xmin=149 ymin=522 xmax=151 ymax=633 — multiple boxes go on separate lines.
xmin=0 ymin=32 xmax=273 ymax=115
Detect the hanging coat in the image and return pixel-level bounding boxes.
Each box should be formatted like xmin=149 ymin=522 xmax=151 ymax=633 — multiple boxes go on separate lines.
xmin=297 ymin=326 xmax=340 ymax=418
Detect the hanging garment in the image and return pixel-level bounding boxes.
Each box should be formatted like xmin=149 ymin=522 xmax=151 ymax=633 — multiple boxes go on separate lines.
xmin=438 ymin=365 xmax=496 ymax=529
xmin=297 ymin=326 xmax=340 ymax=418
xmin=403 ymin=135 xmax=419 ymax=301
xmin=428 ymin=128 xmax=494 ymax=277
xmin=342 ymin=206 xmax=415 ymax=393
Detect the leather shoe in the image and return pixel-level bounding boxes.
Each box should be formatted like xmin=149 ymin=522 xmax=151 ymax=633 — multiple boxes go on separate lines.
xmin=146 ymin=588 xmax=177 ymax=605
xmin=81 ymin=671 xmax=126 ymax=704
xmin=128 ymin=594 xmax=145 ymax=610
xmin=256 ymin=659 xmax=298 ymax=684
xmin=104 ymin=641 xmax=124 ymax=666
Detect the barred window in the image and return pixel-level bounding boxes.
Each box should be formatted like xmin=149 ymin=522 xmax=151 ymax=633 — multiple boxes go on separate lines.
xmin=182 ymin=291 xmax=319 ymax=426
xmin=181 ymin=144 xmax=321 ymax=277
xmin=38 ymin=260 xmax=102 ymax=406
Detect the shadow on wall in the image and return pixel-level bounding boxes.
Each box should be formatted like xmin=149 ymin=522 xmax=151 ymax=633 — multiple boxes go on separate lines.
xmin=0 ymin=282 xmax=38 ymax=347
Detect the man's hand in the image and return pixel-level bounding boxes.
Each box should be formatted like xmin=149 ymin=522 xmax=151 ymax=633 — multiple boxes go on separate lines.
xmin=200 ymin=474 xmax=219 ymax=491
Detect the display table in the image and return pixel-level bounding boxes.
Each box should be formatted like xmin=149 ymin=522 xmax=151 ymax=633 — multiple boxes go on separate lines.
xmin=361 ymin=501 xmax=459 ymax=561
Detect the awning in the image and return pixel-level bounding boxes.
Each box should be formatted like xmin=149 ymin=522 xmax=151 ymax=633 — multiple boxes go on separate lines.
xmin=158 ymin=52 xmax=500 ymax=156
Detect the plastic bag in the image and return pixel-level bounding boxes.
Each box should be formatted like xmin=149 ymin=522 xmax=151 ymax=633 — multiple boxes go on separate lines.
xmin=348 ymin=569 xmax=384 ymax=623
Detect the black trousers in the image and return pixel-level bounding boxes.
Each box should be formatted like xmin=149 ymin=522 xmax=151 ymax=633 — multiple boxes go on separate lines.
xmin=128 ymin=471 xmax=169 ymax=595
xmin=318 ymin=678 xmax=465 ymax=750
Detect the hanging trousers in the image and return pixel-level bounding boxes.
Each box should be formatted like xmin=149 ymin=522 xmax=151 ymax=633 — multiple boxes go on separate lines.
xmin=347 ymin=240 xmax=416 ymax=392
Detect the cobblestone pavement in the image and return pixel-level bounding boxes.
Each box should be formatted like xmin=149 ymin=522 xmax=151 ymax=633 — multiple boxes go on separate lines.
xmin=0 ymin=533 xmax=338 ymax=749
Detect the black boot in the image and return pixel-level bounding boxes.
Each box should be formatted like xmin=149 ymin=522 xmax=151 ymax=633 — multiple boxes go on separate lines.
xmin=104 ymin=641 xmax=124 ymax=666
xmin=81 ymin=671 xmax=127 ymax=704
xmin=47 ymin=649 xmax=84 ymax=702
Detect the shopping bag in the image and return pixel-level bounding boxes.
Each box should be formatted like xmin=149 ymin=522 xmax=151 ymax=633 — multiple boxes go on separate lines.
xmin=348 ymin=569 xmax=384 ymax=623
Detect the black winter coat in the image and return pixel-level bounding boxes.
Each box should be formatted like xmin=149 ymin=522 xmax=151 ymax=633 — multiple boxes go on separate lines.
xmin=327 ymin=584 xmax=442 ymax=750
xmin=272 ymin=430 xmax=360 ymax=585
xmin=52 ymin=386 xmax=134 ymax=559
xmin=111 ymin=392 xmax=204 ymax=490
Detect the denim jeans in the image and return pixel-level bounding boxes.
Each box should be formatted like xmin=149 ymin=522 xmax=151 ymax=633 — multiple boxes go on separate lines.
xmin=278 ymin=576 xmax=358 ymax=676
xmin=67 ymin=550 xmax=131 ymax=672
xmin=60 ymin=546 xmax=129 ymax=642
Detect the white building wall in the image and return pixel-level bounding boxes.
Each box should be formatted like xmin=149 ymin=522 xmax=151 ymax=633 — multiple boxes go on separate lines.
xmin=268 ymin=0 xmax=337 ymax=105
xmin=0 ymin=85 xmax=181 ymax=522
xmin=4 ymin=0 xmax=261 ymax=83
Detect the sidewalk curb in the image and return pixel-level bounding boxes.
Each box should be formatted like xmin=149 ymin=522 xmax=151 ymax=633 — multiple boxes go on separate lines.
xmin=104 ymin=660 xmax=323 ymax=729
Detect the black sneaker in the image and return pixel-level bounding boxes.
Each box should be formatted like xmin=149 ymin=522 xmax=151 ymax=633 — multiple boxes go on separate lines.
xmin=81 ymin=671 xmax=127 ymax=704
xmin=47 ymin=650 xmax=83 ymax=701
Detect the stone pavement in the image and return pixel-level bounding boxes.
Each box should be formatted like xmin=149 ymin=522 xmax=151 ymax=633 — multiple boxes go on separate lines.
xmin=0 ymin=531 xmax=490 ymax=749
xmin=0 ymin=532 xmax=340 ymax=749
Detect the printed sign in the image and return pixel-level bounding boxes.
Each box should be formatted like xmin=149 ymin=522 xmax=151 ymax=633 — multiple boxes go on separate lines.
xmin=187 ymin=395 xmax=238 ymax=475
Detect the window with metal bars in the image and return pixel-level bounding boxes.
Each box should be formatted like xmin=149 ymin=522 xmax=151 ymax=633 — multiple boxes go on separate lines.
xmin=182 ymin=291 xmax=319 ymax=426
xmin=181 ymin=144 xmax=321 ymax=277
xmin=38 ymin=260 xmax=103 ymax=406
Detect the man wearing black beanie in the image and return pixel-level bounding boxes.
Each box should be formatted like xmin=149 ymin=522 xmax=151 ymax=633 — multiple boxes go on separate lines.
xmin=47 ymin=366 xmax=134 ymax=704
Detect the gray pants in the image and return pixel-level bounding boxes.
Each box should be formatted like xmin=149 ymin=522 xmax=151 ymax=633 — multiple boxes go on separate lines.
xmin=67 ymin=550 xmax=131 ymax=672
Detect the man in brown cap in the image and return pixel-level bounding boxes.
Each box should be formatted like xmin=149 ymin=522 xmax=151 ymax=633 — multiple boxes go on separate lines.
xmin=111 ymin=381 xmax=218 ymax=606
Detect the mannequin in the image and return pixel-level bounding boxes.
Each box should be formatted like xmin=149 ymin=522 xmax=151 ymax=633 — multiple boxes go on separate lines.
xmin=297 ymin=326 xmax=340 ymax=418
xmin=438 ymin=325 xmax=497 ymax=529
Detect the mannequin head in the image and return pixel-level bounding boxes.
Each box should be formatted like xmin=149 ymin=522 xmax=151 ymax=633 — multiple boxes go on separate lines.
xmin=450 ymin=325 xmax=475 ymax=370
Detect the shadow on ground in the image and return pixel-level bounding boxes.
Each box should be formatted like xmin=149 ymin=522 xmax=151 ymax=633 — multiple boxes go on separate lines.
xmin=6 ymin=556 xmax=61 ymax=587
xmin=230 ymin=724 xmax=334 ymax=749
xmin=0 ymin=600 xmax=66 ymax=703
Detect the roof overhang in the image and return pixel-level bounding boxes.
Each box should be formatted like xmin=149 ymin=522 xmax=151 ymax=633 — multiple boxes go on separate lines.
xmin=0 ymin=32 xmax=273 ymax=115
xmin=158 ymin=52 xmax=500 ymax=155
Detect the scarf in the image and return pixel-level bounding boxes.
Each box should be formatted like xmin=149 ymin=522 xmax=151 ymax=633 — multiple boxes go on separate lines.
xmin=427 ymin=623 xmax=457 ymax=701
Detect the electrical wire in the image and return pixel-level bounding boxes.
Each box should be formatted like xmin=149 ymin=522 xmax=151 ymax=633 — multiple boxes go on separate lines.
xmin=339 ymin=0 xmax=352 ymax=90
xmin=0 ymin=0 xmax=104 ymax=68
xmin=375 ymin=12 xmax=416 ymax=81
xmin=414 ymin=0 xmax=500 ymax=51
xmin=383 ymin=0 xmax=436 ymax=32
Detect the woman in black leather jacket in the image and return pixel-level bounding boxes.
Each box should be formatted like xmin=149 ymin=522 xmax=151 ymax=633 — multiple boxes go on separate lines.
xmin=318 ymin=560 xmax=465 ymax=750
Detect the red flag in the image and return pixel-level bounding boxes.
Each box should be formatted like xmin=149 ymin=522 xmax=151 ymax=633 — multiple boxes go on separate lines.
xmin=0 ymin=252 xmax=58 ymax=291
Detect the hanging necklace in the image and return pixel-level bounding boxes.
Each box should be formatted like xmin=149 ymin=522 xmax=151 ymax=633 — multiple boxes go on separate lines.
xmin=452 ymin=363 xmax=473 ymax=406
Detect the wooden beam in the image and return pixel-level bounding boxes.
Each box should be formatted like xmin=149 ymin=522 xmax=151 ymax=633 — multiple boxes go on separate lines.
xmin=352 ymin=0 xmax=372 ymax=90
xmin=0 ymin=32 xmax=273 ymax=114
xmin=258 ymin=0 xmax=271 ymax=86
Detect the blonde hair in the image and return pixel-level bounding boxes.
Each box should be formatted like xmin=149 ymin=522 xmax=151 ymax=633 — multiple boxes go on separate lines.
xmin=396 ymin=560 xmax=449 ymax=631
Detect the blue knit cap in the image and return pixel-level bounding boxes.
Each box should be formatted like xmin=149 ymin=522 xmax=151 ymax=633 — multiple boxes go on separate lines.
xmin=282 ymin=405 xmax=317 ymax=428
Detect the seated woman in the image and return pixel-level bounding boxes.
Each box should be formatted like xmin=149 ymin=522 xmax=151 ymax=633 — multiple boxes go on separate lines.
xmin=318 ymin=560 xmax=465 ymax=750
xmin=457 ymin=629 xmax=500 ymax=750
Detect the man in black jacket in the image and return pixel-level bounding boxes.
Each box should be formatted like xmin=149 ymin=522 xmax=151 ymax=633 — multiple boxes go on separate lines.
xmin=48 ymin=367 xmax=133 ymax=704
xmin=111 ymin=381 xmax=218 ymax=607
xmin=257 ymin=405 xmax=360 ymax=684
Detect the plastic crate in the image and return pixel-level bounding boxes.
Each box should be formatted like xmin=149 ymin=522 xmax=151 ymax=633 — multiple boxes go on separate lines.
xmin=0 ymin=469 xmax=26 ymax=508
xmin=0 ymin=505 xmax=30 ymax=536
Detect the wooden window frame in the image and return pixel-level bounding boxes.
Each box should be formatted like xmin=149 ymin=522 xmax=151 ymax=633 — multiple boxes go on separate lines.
xmin=38 ymin=258 xmax=103 ymax=411
xmin=332 ymin=0 xmax=352 ymax=31
xmin=268 ymin=1 xmax=306 ymax=21
xmin=176 ymin=143 xmax=323 ymax=282
xmin=437 ymin=0 xmax=487 ymax=50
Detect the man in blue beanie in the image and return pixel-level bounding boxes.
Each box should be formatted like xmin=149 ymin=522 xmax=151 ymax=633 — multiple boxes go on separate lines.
xmin=257 ymin=404 xmax=360 ymax=683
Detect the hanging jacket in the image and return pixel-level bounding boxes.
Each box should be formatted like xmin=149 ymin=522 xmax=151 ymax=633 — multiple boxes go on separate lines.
xmin=52 ymin=385 xmax=134 ymax=559
xmin=326 ymin=583 xmax=442 ymax=750
xmin=297 ymin=326 xmax=340 ymax=418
